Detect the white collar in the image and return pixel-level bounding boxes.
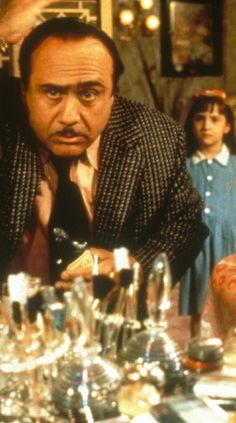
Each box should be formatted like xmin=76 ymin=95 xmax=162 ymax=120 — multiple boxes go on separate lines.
xmin=85 ymin=135 xmax=100 ymax=171
xmin=191 ymin=144 xmax=230 ymax=166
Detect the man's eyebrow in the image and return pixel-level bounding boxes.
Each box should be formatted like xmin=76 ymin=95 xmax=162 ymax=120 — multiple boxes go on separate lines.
xmin=38 ymin=83 xmax=68 ymax=92
xmin=38 ymin=81 xmax=105 ymax=90
xmin=76 ymin=80 xmax=105 ymax=89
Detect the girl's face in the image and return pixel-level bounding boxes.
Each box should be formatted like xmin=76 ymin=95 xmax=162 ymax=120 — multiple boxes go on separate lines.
xmin=193 ymin=104 xmax=231 ymax=153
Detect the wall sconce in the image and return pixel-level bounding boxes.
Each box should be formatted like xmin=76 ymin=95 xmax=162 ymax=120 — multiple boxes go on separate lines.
xmin=138 ymin=0 xmax=155 ymax=10
xmin=118 ymin=7 xmax=136 ymax=28
xmin=117 ymin=0 xmax=160 ymax=40
xmin=143 ymin=14 xmax=160 ymax=32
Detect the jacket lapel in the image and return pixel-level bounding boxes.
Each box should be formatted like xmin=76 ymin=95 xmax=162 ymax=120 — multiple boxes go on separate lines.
xmin=93 ymin=97 xmax=142 ymax=246
xmin=0 ymin=123 xmax=41 ymax=270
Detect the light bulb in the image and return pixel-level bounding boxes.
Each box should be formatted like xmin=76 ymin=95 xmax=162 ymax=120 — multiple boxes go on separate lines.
xmin=144 ymin=14 xmax=160 ymax=31
xmin=139 ymin=0 xmax=154 ymax=10
xmin=118 ymin=8 xmax=135 ymax=27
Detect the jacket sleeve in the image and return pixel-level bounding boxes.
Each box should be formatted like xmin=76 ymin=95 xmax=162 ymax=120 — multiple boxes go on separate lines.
xmin=132 ymin=122 xmax=208 ymax=284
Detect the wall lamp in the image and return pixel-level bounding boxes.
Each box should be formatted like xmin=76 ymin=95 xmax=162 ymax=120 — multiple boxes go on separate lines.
xmin=117 ymin=0 xmax=160 ymax=39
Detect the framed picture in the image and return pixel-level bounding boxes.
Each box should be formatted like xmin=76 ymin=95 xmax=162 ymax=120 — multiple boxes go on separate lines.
xmin=160 ymin=0 xmax=223 ymax=77
xmin=42 ymin=1 xmax=113 ymax=36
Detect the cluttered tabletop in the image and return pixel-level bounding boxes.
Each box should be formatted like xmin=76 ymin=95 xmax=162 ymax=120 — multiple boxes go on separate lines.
xmin=1 ymin=250 xmax=236 ymax=423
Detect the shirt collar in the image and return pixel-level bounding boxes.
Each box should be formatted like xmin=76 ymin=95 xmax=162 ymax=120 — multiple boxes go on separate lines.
xmin=39 ymin=147 xmax=50 ymax=166
xmin=191 ymin=144 xmax=230 ymax=166
xmin=85 ymin=135 xmax=100 ymax=171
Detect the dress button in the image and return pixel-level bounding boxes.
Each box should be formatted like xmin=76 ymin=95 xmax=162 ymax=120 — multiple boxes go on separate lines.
xmin=205 ymin=191 xmax=211 ymax=197
xmin=207 ymin=175 xmax=213 ymax=181
xmin=207 ymin=159 xmax=213 ymax=164
xmin=204 ymin=207 xmax=211 ymax=214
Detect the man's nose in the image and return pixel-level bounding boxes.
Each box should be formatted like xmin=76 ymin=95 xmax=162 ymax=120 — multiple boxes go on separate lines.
xmin=59 ymin=96 xmax=81 ymax=125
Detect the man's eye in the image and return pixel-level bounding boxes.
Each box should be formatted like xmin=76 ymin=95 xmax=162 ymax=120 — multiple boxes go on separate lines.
xmin=80 ymin=90 xmax=97 ymax=101
xmin=46 ymin=89 xmax=61 ymax=100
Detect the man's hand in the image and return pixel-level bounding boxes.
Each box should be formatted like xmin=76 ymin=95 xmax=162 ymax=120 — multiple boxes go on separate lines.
xmin=60 ymin=247 xmax=138 ymax=283
xmin=60 ymin=247 xmax=116 ymax=282
xmin=0 ymin=0 xmax=59 ymax=43
xmin=56 ymin=247 xmax=143 ymax=302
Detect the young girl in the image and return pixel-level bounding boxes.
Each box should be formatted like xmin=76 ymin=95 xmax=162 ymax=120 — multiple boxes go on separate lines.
xmin=180 ymin=89 xmax=236 ymax=336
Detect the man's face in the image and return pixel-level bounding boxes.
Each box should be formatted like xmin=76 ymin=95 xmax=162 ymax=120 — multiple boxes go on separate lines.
xmin=22 ymin=36 xmax=115 ymax=158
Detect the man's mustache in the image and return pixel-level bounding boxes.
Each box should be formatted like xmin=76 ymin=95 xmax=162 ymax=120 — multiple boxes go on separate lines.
xmin=55 ymin=128 xmax=83 ymax=137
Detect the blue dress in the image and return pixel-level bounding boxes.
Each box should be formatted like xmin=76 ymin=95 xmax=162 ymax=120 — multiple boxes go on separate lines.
xmin=180 ymin=148 xmax=236 ymax=315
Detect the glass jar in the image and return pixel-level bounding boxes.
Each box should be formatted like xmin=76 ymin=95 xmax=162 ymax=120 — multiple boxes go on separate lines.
xmin=183 ymin=336 xmax=224 ymax=373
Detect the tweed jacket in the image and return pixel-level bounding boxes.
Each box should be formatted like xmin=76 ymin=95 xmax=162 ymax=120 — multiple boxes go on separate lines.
xmin=0 ymin=74 xmax=208 ymax=284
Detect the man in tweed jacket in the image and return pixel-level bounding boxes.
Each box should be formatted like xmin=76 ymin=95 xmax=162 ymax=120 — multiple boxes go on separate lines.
xmin=0 ymin=3 xmax=208 ymax=300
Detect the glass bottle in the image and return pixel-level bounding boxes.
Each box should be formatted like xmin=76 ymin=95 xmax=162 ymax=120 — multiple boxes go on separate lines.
xmin=52 ymin=277 xmax=123 ymax=422
xmin=118 ymin=253 xmax=184 ymax=394
xmin=183 ymin=336 xmax=224 ymax=373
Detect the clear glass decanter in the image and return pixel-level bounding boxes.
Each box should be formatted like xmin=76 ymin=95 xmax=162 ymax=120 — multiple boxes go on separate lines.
xmin=118 ymin=252 xmax=184 ymax=394
xmin=0 ymin=273 xmax=70 ymax=422
xmin=51 ymin=277 xmax=123 ymax=422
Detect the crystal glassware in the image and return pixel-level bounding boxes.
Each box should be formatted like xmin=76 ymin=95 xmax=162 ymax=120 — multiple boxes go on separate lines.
xmin=0 ymin=274 xmax=71 ymax=421
xmin=118 ymin=253 xmax=185 ymax=394
xmin=51 ymin=277 xmax=123 ymax=422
